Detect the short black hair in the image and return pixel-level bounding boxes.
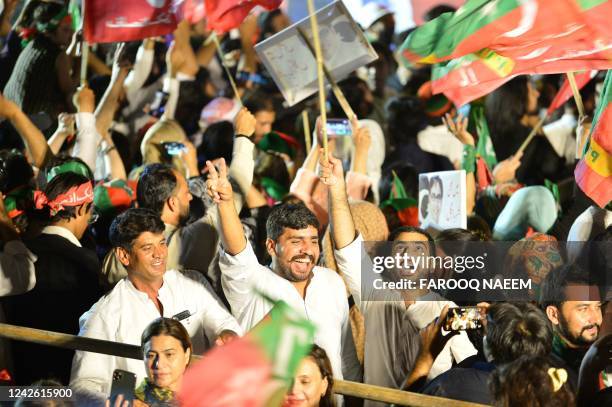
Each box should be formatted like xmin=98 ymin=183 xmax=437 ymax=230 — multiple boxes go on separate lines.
xmin=243 ymin=91 xmax=275 ymax=115
xmin=429 ymin=175 xmax=443 ymax=196
xmin=198 ymin=121 xmax=234 ymax=164
xmin=328 ymin=76 xmax=371 ymax=118
xmin=109 ymin=208 xmax=165 ymax=250
xmin=539 ymin=264 xmax=598 ymax=309
xmin=388 ymin=226 xmax=436 ymax=256
xmin=266 ymin=203 xmax=319 ymax=241
xmin=43 ymin=172 xmax=92 ymax=223
xmin=0 ymin=149 xmax=34 ymax=193
xmin=386 ymin=96 xmax=428 ymax=144
xmin=137 ymin=164 xmax=178 ymax=216
xmin=486 ymin=302 xmax=552 ymax=364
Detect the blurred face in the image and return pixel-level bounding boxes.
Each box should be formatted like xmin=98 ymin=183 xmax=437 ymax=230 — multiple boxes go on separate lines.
xmin=171 ymin=171 xmax=193 ymax=226
xmin=144 ymin=334 xmax=190 ymax=392
xmin=283 ymin=357 xmax=328 ymax=407
xmin=429 ymin=181 xmax=442 ymax=223
xmin=120 ymin=232 xmax=168 ymax=283
xmin=73 ymin=202 xmax=94 ymax=239
xmin=50 ymin=19 xmax=74 ymax=48
xmin=526 ymin=81 xmax=540 ymax=114
xmin=557 ymin=299 xmax=603 ymax=347
xmin=267 ymin=226 xmax=319 ymax=283
xmin=391 ymin=231 xmax=430 ymax=279
xmin=254 ymin=110 xmax=276 ymax=143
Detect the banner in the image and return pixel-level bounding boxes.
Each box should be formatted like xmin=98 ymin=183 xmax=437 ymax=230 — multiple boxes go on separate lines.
xmin=84 ymin=0 xmax=177 ymax=43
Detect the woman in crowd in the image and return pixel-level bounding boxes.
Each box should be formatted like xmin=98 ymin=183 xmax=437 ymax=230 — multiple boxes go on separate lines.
xmin=283 ymin=345 xmax=335 ymax=407
xmin=136 ymin=317 xmax=192 ymax=406
xmin=3 ymin=1 xmax=78 ymax=119
xmin=490 ymin=356 xmax=575 ymax=407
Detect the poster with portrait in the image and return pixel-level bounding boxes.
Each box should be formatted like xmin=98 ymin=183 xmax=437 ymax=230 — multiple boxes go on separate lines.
xmin=254 ymin=0 xmax=378 ymax=106
xmin=418 ymin=170 xmax=467 ymax=230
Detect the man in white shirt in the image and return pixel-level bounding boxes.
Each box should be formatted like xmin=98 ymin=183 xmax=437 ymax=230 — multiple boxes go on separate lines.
xmin=207 ymin=156 xmax=359 ymax=381
xmin=326 ymin=147 xmax=477 ymax=404
xmin=70 ymin=208 xmax=242 ymax=399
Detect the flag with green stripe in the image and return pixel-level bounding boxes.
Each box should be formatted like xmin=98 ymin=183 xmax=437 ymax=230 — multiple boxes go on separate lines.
xmin=399 ymin=0 xmax=612 ymax=106
xmin=575 ymin=70 xmax=612 ymax=208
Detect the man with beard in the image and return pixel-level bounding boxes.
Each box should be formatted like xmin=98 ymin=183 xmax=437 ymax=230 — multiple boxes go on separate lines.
xmin=539 ymin=264 xmax=604 ymax=384
xmin=101 ymin=108 xmax=257 ymax=289
xmin=210 ymin=154 xmax=360 ymax=381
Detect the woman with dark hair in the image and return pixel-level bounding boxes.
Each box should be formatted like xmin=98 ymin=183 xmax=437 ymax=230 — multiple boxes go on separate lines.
xmin=136 ymin=317 xmax=192 ymax=406
xmin=485 ymin=76 xmax=567 ymax=185
xmin=383 ymin=96 xmax=453 ymax=174
xmin=283 ymin=345 xmax=336 ymax=407
xmin=490 ymin=356 xmax=575 ymax=407
xmin=3 ymin=1 xmax=78 ymax=118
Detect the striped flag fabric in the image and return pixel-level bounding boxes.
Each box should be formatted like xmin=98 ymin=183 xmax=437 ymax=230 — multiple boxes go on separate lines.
xmin=574 ymin=70 xmax=612 ymax=208
xmin=399 ymin=0 xmax=612 ymax=106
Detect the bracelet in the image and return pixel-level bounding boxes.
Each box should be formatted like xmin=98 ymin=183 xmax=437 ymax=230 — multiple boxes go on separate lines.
xmin=103 ymin=145 xmax=117 ymax=155
xmin=462 ymin=144 xmax=476 ymax=173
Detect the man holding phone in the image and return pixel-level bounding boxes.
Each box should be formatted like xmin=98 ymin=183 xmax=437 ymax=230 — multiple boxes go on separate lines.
xmin=70 ymin=208 xmax=242 ymax=400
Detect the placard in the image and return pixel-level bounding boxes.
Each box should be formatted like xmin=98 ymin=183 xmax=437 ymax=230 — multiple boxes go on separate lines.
xmin=418 ymin=170 xmax=467 ymax=230
xmin=255 ymin=0 xmax=378 ymax=106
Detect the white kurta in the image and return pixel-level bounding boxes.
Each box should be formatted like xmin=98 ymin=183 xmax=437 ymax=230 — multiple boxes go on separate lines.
xmin=334 ymin=235 xmax=477 ymax=406
xmin=219 ymin=241 xmax=355 ymax=380
xmin=0 ymin=240 xmax=37 ymax=296
xmin=70 ymin=269 xmax=242 ymax=398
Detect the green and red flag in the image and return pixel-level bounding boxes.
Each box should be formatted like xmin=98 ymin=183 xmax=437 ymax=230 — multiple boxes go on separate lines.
xmin=399 ymin=0 xmax=612 ymax=106
xmin=178 ymin=300 xmax=315 ymax=407
xmin=380 ymin=171 xmax=419 ymax=226
xmin=93 ymin=179 xmax=135 ymax=218
xmin=575 ymin=70 xmax=612 ymax=208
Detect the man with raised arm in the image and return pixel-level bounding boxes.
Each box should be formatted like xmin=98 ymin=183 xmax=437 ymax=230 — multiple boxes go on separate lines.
xmin=209 ymin=151 xmax=360 ymax=381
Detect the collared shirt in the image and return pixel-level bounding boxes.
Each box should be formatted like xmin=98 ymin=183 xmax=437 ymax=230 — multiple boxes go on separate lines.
xmin=0 ymin=240 xmax=37 ymax=296
xmin=334 ymin=235 xmax=477 ymax=406
xmin=219 ymin=241 xmax=353 ymax=380
xmin=41 ymin=225 xmax=81 ymax=247
xmin=70 ymin=269 xmax=242 ymax=398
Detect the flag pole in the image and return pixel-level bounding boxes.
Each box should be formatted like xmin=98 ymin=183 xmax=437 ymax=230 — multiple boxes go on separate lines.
xmin=80 ymin=42 xmax=89 ymax=85
xmin=302 ymin=110 xmax=312 ymax=153
xmin=306 ymin=0 xmax=328 ymax=161
xmin=516 ymin=115 xmax=547 ymax=155
xmin=296 ymin=27 xmax=356 ymax=121
xmin=210 ymin=32 xmax=243 ymax=105
xmin=566 ymin=71 xmax=585 ymax=119
xmin=79 ymin=0 xmax=88 ymax=85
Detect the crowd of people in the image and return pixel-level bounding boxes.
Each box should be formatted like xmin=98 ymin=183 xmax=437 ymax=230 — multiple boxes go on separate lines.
xmin=0 ymin=1 xmax=610 ymax=406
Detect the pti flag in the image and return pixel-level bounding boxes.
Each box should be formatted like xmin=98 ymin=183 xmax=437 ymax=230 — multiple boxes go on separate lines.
xmin=575 ymin=70 xmax=612 ymax=208
xmin=178 ymin=300 xmax=315 ymax=407
xmin=399 ymin=0 xmax=612 ymax=106
xmin=205 ymin=0 xmax=283 ymax=33
xmin=547 ymin=70 xmax=597 ymax=115
xmin=84 ymin=0 xmax=177 ymax=43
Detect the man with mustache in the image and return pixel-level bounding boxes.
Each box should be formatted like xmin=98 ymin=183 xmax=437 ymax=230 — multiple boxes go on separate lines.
xmin=209 ymin=153 xmax=360 ymax=382
xmin=539 ymin=264 xmax=604 ymax=384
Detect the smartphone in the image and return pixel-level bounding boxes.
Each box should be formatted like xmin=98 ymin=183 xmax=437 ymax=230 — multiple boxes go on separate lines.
xmin=110 ymin=369 xmax=136 ymax=406
xmin=150 ymin=91 xmax=170 ymax=118
xmin=457 ymin=104 xmax=471 ymax=118
xmin=161 ymin=141 xmax=187 ymax=156
xmin=444 ymin=306 xmax=483 ymax=331
xmin=326 ymin=118 xmax=352 ymax=137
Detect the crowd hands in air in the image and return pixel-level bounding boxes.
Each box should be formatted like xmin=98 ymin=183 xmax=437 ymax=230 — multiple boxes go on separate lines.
xmin=0 ymin=1 xmax=610 ymax=406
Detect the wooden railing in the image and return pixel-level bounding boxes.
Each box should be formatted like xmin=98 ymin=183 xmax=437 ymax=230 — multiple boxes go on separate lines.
xmin=0 ymin=323 xmax=489 ymax=407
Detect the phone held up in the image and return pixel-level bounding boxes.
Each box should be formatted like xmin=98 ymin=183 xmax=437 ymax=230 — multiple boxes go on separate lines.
xmin=444 ymin=306 xmax=484 ymax=331
xmin=110 ymin=369 xmax=136 ymax=406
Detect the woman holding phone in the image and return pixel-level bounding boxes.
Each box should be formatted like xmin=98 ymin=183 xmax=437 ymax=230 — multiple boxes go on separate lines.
xmin=106 ymin=317 xmax=192 ymax=407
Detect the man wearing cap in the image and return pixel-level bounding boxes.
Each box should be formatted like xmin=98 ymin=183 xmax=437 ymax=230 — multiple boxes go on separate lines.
xmin=5 ymin=171 xmax=104 ymax=385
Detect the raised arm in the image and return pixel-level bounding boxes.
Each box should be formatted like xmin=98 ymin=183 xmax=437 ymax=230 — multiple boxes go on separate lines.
xmin=320 ymin=149 xmax=356 ymax=250
xmin=95 ymin=44 xmax=131 ymax=136
xmin=206 ymin=159 xmax=246 ymax=255
xmin=124 ymin=39 xmax=155 ymax=97
xmin=444 ymin=113 xmax=477 ymax=215
xmin=0 ymin=93 xmax=53 ymax=168
xmin=72 ymin=85 xmax=100 ymax=172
